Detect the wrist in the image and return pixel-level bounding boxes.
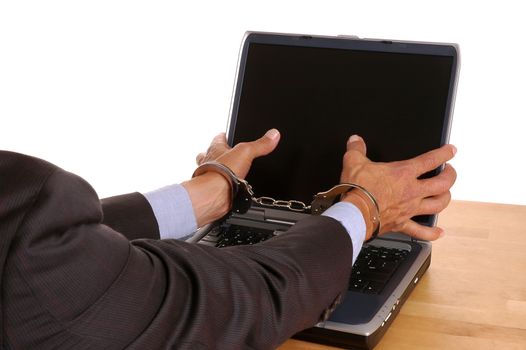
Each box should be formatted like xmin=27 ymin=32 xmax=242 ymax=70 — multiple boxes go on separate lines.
xmin=182 ymin=172 xmax=230 ymax=227
xmin=341 ymin=191 xmax=375 ymax=241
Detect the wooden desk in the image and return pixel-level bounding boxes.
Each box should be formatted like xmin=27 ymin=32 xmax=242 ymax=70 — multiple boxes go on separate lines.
xmin=279 ymin=200 xmax=526 ymax=350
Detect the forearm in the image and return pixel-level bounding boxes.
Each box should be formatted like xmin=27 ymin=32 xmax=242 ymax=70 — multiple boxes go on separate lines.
xmin=132 ymin=215 xmax=353 ymax=349
xmin=322 ymin=201 xmax=366 ymax=264
xmin=341 ymin=191 xmax=376 ymax=240
xmin=141 ymin=172 xmax=229 ymax=240
xmin=181 ymin=171 xmax=230 ymax=228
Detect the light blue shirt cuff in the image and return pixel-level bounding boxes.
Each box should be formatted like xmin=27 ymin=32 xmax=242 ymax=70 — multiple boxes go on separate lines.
xmin=143 ymin=184 xmax=198 ymax=240
xmin=322 ymin=201 xmax=366 ymax=265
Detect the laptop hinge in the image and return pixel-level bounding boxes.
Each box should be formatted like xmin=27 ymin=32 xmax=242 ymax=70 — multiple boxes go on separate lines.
xmin=231 ymin=207 xmax=266 ymax=221
xmin=231 ymin=207 xmax=298 ymax=226
xmin=265 ymin=218 xmax=296 ymax=226
xmin=260 ymin=207 xmax=307 ymax=226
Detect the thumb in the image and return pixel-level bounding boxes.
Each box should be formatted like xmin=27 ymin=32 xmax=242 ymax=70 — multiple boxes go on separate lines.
xmin=210 ymin=132 xmax=228 ymax=147
xmin=346 ymin=134 xmax=367 ymax=156
xmin=400 ymin=220 xmax=444 ymax=241
xmin=245 ymin=128 xmax=281 ymax=158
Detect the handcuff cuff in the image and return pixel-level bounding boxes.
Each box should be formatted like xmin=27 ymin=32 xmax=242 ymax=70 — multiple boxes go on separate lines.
xmin=192 ymin=161 xmax=381 ymax=242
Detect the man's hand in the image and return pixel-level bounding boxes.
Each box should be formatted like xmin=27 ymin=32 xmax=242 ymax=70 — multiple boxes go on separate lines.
xmin=340 ymin=135 xmax=457 ymax=241
xmin=184 ymin=129 xmax=280 ymax=227
xmin=196 ymin=129 xmax=281 ymax=178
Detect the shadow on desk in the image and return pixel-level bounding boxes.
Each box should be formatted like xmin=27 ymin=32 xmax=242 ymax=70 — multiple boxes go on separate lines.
xmin=279 ymin=200 xmax=526 ymax=350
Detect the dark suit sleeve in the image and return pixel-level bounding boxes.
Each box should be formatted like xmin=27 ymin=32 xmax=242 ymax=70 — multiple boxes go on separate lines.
xmin=101 ymin=193 xmax=160 ymax=240
xmin=1 ymin=153 xmax=353 ymax=350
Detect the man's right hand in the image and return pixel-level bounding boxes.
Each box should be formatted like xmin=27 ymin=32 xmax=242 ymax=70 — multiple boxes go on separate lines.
xmin=185 ymin=129 xmax=281 ymax=228
xmin=196 ymin=129 xmax=281 ymax=180
xmin=340 ymin=135 xmax=457 ymax=241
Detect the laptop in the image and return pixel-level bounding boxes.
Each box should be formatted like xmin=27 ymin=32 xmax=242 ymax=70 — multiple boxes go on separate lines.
xmin=188 ymin=31 xmax=460 ymax=349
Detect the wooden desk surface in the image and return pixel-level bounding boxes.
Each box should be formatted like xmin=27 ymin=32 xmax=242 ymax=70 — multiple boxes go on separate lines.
xmin=279 ymin=200 xmax=526 ymax=350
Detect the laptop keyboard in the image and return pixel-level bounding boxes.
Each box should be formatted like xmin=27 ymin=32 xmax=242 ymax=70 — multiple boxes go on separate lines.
xmin=208 ymin=224 xmax=409 ymax=294
xmin=213 ymin=224 xmax=276 ymax=248
xmin=350 ymin=245 xmax=409 ymax=294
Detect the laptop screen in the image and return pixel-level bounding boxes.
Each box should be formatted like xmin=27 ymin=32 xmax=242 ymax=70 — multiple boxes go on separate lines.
xmin=231 ymin=41 xmax=455 ymax=218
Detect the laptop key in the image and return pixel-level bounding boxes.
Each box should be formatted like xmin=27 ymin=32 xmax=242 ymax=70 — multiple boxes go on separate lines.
xmin=214 ymin=224 xmax=275 ymax=248
xmin=379 ymin=261 xmax=398 ymax=274
xmin=349 ymin=245 xmax=409 ymax=294
xmin=364 ymin=281 xmax=385 ymax=294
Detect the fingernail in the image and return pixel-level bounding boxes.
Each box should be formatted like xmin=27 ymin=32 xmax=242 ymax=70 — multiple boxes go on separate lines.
xmin=438 ymin=228 xmax=446 ymax=238
xmin=265 ymin=128 xmax=279 ymax=140
xmin=348 ymin=134 xmax=360 ymax=143
xmin=451 ymin=145 xmax=457 ymax=155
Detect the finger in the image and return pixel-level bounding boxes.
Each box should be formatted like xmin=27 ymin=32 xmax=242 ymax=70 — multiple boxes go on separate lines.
xmin=239 ymin=128 xmax=281 ymax=159
xmin=416 ymin=191 xmax=451 ymax=215
xmin=196 ymin=152 xmax=205 ymax=165
xmin=207 ymin=132 xmax=230 ymax=155
xmin=410 ymin=144 xmax=457 ymax=176
xmin=346 ymin=134 xmax=367 ymax=155
xmin=211 ymin=132 xmax=228 ymax=147
xmin=400 ymin=220 xmax=444 ymax=241
xmin=419 ymin=163 xmax=457 ymax=196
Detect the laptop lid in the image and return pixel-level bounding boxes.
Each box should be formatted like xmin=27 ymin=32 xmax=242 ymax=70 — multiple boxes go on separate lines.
xmin=227 ymin=32 xmax=459 ymax=234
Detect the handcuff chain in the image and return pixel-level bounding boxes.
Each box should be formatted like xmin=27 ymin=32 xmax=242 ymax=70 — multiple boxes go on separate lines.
xmin=253 ymin=197 xmax=311 ymax=212
xmin=239 ymin=179 xmax=311 ymax=212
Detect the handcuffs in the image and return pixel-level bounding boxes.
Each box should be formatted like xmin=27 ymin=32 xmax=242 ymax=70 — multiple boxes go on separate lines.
xmin=192 ymin=161 xmax=381 ymax=242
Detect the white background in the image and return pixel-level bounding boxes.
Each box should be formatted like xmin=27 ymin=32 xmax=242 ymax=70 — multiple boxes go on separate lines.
xmin=1 ymin=1 xmax=525 ymax=204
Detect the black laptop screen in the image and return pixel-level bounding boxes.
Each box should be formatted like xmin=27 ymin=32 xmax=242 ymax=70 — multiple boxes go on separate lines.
xmin=232 ymin=42 xmax=454 ymax=209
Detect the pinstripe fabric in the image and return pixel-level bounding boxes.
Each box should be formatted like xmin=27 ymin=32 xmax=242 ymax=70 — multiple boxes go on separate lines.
xmin=0 ymin=151 xmax=353 ymax=350
xmin=101 ymin=193 xmax=160 ymax=241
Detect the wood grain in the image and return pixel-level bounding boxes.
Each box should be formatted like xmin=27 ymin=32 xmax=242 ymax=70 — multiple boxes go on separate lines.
xmin=279 ymin=200 xmax=526 ymax=349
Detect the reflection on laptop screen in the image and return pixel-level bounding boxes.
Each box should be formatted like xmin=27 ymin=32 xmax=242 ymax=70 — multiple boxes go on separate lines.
xmin=232 ymin=43 xmax=454 ymax=206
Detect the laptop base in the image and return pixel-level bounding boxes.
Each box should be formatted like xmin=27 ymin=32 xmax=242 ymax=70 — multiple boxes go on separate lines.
xmin=293 ymin=253 xmax=431 ymax=349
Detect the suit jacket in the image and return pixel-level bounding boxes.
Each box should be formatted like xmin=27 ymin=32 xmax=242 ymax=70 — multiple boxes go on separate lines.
xmin=0 ymin=151 xmax=353 ymax=350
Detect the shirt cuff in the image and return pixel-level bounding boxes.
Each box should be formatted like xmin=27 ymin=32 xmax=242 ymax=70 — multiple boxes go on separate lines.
xmin=143 ymin=184 xmax=198 ymax=240
xmin=322 ymin=201 xmax=366 ymax=265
